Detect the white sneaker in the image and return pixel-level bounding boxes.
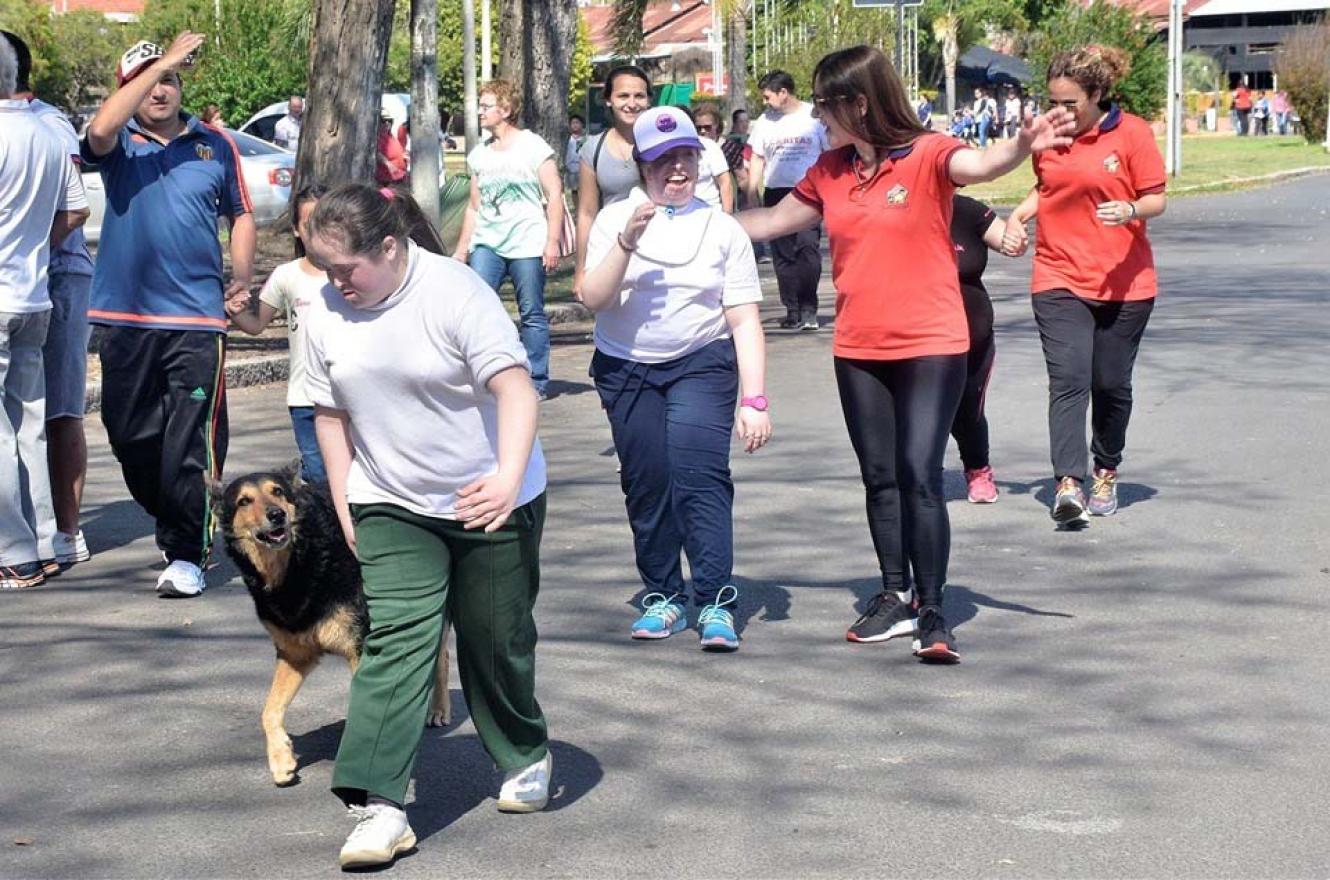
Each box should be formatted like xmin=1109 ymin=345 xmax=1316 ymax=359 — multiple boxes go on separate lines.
xmin=497 ymin=751 xmax=552 ymax=813
xmin=54 ymin=530 xmax=90 ymax=566
xmin=338 ymin=803 xmax=416 ymax=869
xmin=156 ymin=560 xmax=206 ymax=597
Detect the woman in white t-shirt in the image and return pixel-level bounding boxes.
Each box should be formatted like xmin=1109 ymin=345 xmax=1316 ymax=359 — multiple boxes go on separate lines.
xmin=581 ymin=106 xmax=771 ymax=652
xmin=453 ymin=79 xmax=562 ymax=398
xmin=301 ymin=183 xmax=551 ymax=869
xmin=690 ymin=102 xmax=735 ymax=212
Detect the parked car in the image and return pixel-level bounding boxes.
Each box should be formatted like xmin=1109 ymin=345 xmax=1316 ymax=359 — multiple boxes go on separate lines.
xmin=239 ymin=93 xmax=412 ymax=144
xmin=81 ymin=128 xmax=294 ymax=244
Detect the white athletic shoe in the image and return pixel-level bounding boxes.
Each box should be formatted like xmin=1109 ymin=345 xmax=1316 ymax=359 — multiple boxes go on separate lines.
xmin=54 ymin=530 xmax=90 ymax=566
xmin=338 ymin=803 xmax=416 ymax=869
xmin=497 ymin=751 xmax=552 ymax=813
xmin=156 ymin=560 xmax=206 ymax=597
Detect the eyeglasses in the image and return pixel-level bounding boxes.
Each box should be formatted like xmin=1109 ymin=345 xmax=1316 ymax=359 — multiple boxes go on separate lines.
xmin=810 ymin=93 xmax=850 ymax=108
xmin=478 ymin=102 xmax=499 ymax=111
xmin=697 ymin=124 xmax=715 ymax=133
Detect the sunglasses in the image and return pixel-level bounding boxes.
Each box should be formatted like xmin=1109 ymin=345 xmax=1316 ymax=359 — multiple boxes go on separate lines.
xmin=810 ymin=93 xmax=850 ymax=108
xmin=697 ymin=123 xmax=715 ymax=133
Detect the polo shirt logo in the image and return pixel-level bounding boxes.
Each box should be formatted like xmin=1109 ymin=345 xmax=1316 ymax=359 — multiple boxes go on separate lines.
xmin=1103 ymin=153 xmax=1121 ymax=174
xmin=195 ymin=143 xmax=215 ymax=162
xmin=886 ymin=183 xmax=908 ymax=206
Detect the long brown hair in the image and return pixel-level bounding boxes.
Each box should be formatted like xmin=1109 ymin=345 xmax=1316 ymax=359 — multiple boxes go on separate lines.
xmin=812 ymin=45 xmax=926 ymax=151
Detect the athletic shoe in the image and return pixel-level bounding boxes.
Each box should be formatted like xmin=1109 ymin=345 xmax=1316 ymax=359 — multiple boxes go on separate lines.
xmin=1051 ymin=476 xmax=1090 ymax=529
xmin=777 ymin=315 xmax=801 ymax=330
xmin=630 ymin=592 xmax=687 ymax=639
xmin=156 ymin=560 xmax=206 ymax=597
xmin=1088 ymin=467 xmax=1119 ymax=516
xmin=965 ymin=466 xmax=998 ymax=503
xmin=497 ymin=751 xmax=552 ymax=813
xmin=912 ymin=605 xmax=960 ymax=663
xmin=338 ymin=803 xmax=416 ymax=870
xmin=0 ymin=561 xmax=46 ymax=590
xmin=800 ymin=315 xmax=820 ymax=331
xmin=698 ymin=585 xmax=740 ymax=651
xmin=39 ymin=558 xmax=61 ymax=578
xmin=54 ymin=530 xmax=90 ymax=566
xmin=846 ymin=589 xmax=918 ymax=643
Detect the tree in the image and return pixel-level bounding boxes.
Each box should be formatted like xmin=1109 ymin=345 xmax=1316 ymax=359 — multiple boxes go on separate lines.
xmin=922 ymin=0 xmax=1025 ymax=117
xmin=409 ymin=0 xmax=440 ymax=226
xmin=297 ymin=0 xmax=395 ymax=189
xmin=1027 ymin=1 xmax=1166 ymax=119
xmin=723 ymin=1 xmax=747 ymax=121
xmin=50 ymin=11 xmax=123 ymax=109
xmin=498 ymin=0 xmax=578 ymax=172
xmin=568 ymin=14 xmax=595 ymax=118
xmin=1275 ymin=20 xmax=1330 ymax=145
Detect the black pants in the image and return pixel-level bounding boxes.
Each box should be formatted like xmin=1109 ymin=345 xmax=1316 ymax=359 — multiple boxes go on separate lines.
xmin=950 ymin=291 xmax=996 ymax=471
xmin=835 ymin=353 xmax=966 ymax=606
xmin=1031 ymin=290 xmax=1154 ymax=483
xmin=99 ymin=326 xmax=228 ymax=565
xmin=764 ymin=187 xmax=822 ymax=321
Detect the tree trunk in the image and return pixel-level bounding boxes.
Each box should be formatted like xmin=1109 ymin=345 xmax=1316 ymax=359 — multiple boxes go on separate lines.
xmin=725 ymin=2 xmax=748 ymax=118
xmin=411 ymin=0 xmax=441 ymax=226
xmin=942 ymin=22 xmax=959 ymax=118
xmin=297 ymin=0 xmax=396 ymax=190
xmin=498 ymin=0 xmax=578 ymax=174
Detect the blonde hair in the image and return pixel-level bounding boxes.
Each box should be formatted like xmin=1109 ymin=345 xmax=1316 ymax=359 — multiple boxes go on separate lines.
xmin=480 ymin=78 xmax=522 ymax=124
xmin=1048 ymin=45 xmax=1132 ymax=103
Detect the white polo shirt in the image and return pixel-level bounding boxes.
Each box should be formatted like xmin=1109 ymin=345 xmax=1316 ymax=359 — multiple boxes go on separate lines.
xmin=585 ymin=187 xmax=762 ymax=364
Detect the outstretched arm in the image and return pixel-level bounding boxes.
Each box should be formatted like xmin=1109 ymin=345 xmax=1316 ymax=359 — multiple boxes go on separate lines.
xmin=736 ymin=192 xmax=821 ymax=243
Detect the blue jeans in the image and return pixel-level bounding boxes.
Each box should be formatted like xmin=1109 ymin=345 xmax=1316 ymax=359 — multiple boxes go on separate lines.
xmin=289 ymin=406 xmax=327 ymax=484
xmin=592 ymin=338 xmax=738 ymax=606
xmin=469 ymin=247 xmax=550 ymax=395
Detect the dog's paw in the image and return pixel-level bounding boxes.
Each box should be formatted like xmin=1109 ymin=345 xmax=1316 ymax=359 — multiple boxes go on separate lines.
xmin=425 ymin=707 xmax=452 ymax=728
xmin=268 ymin=745 xmax=298 ymax=786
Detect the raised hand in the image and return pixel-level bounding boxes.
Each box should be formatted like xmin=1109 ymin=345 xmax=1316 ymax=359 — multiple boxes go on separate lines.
xmin=620 ymin=201 xmax=655 ymax=250
xmin=161 ymin=31 xmax=206 ymax=72
xmin=1020 ymin=107 xmax=1076 ymax=153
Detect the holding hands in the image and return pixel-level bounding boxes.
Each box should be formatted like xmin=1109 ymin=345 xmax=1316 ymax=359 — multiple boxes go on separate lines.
xmin=1001 ymin=215 xmax=1029 ymax=256
xmin=224 ymin=281 xmax=252 ymax=316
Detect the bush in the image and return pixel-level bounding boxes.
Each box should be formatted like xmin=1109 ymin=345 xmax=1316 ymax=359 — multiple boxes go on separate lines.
xmin=1027 ymin=1 xmax=1166 ymax=119
xmin=1275 ymin=20 xmax=1330 ymax=144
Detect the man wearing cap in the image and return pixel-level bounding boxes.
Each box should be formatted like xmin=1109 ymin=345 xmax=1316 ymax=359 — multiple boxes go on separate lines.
xmin=273 ymin=94 xmax=302 ymax=150
xmin=2 ymin=30 xmax=97 ymax=572
xmin=82 ymin=30 xmax=255 ymax=598
xmin=0 ymin=33 xmax=90 ymax=590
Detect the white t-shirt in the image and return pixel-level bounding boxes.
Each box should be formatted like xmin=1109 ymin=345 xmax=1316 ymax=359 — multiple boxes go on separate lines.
xmin=29 ymin=99 xmax=94 ymax=278
xmin=585 ymin=187 xmax=762 ymax=363
xmin=303 ymin=244 xmax=547 ymax=519
xmin=273 ymin=114 xmax=301 ymax=150
xmin=258 ymin=259 xmax=327 ymax=408
xmin=692 ymin=138 xmax=731 ymax=210
xmin=749 ymin=102 xmax=828 ymax=190
xmin=466 ymin=128 xmax=555 ymax=259
xmin=0 ymin=98 xmax=88 ymax=313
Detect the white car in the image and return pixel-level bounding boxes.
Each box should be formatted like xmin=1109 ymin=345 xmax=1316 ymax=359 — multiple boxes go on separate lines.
xmin=81 ymin=128 xmax=294 ymax=244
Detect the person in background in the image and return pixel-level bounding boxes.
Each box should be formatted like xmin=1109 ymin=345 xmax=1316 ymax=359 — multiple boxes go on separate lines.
xmin=273 ymin=95 xmax=301 ymax=150
xmin=749 ymin=69 xmax=829 ymax=330
xmin=0 ymin=33 xmax=90 ymax=591
xmin=1252 ymin=90 xmax=1270 ymax=136
xmin=3 ymin=30 xmax=97 ymax=570
xmin=915 ymin=93 xmax=933 ymax=127
xmin=1002 ymin=45 xmax=1167 ymax=529
xmin=375 ymin=114 xmax=407 ymax=185
xmin=1232 ymin=79 xmax=1251 ymax=136
xmin=574 ymin=64 xmax=651 ymax=298
xmin=565 ymin=113 xmax=586 ymax=200
xmin=81 ymin=32 xmax=255 ymax=597
xmin=200 ymin=103 xmax=225 ymax=127
xmin=1273 ymin=90 xmax=1291 ymax=135
xmin=689 ymin=102 xmax=735 ymax=212
xmin=1004 ymin=88 xmax=1023 ymax=139
xmin=453 ymin=79 xmax=562 ymax=399
xmin=581 ymin=105 xmax=770 ymax=651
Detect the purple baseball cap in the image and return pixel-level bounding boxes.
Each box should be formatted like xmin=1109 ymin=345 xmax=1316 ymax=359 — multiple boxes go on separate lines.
xmin=632 ymin=106 xmax=703 ymax=162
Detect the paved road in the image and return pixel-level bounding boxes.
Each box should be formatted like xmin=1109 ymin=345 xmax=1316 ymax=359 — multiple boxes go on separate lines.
xmin=4 ymin=177 xmax=1329 ymax=879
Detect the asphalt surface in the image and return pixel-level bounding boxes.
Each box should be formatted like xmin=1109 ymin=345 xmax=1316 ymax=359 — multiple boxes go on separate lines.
xmin=4 ymin=176 xmax=1329 ymax=879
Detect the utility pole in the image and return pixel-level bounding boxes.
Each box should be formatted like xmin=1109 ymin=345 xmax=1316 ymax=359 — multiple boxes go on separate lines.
xmin=1165 ymin=0 xmax=1183 ymax=175
xmin=481 ymin=0 xmax=492 ymax=81
xmin=462 ymin=0 xmax=479 ymax=150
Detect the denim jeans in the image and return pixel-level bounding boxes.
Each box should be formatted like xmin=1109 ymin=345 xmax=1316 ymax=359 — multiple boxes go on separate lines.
xmin=288 ymin=406 xmax=327 ymax=484
xmin=0 ymin=309 xmax=56 ymax=565
xmin=468 ymin=247 xmax=550 ymax=395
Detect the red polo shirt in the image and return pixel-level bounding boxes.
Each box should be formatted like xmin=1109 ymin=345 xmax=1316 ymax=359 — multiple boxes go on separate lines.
xmin=1031 ymin=107 xmax=1166 ymax=302
xmin=793 ymin=133 xmax=969 ymax=360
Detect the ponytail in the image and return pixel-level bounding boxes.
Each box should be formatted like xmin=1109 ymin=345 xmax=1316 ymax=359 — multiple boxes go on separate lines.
xmin=306 ymin=182 xmax=446 ymax=257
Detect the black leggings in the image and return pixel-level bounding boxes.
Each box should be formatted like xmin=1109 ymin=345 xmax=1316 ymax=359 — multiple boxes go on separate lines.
xmin=834 ymin=354 xmax=966 ymax=606
xmin=950 ymin=330 xmax=995 ymax=470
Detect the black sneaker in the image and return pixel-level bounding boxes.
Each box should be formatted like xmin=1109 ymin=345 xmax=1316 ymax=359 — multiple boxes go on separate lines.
xmin=846 ymin=589 xmax=918 ymax=643
xmin=912 ymin=605 xmax=960 ymax=663
xmin=777 ymin=314 xmax=801 ymax=329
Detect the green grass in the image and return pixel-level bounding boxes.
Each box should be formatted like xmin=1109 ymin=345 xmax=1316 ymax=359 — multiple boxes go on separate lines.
xmin=966 ymin=134 xmax=1330 ymax=205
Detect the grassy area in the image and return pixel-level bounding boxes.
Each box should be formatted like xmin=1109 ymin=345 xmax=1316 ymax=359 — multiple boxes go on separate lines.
xmin=966 ymin=134 xmax=1330 ymax=205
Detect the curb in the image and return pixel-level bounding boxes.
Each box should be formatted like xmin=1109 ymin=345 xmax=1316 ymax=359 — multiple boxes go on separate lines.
xmin=1168 ymin=164 xmax=1330 ymax=194
xmin=83 ymin=304 xmax=593 ymax=413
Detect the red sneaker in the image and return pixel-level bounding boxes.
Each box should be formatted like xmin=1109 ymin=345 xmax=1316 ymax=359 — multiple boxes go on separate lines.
xmin=965 ymin=466 xmax=998 ymax=503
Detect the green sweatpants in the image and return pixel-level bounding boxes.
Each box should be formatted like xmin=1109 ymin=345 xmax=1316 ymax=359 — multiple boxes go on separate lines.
xmin=331 ymin=494 xmax=548 ymax=806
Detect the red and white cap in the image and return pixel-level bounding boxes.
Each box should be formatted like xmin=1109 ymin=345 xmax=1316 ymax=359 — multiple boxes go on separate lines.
xmin=116 ymin=40 xmax=189 ymax=87
xmin=632 ymin=106 xmax=703 ymax=162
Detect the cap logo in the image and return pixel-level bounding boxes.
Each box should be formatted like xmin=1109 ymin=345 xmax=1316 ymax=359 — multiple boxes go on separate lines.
xmin=656 ymin=114 xmax=678 ymax=133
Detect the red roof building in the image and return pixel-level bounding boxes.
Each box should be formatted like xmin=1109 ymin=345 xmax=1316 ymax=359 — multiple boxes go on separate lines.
xmin=49 ymin=0 xmax=144 ymax=21
xmin=580 ymin=0 xmax=713 ymax=61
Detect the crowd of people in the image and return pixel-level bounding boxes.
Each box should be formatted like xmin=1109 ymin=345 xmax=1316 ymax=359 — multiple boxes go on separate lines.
xmin=1 ymin=25 xmax=1171 ymax=871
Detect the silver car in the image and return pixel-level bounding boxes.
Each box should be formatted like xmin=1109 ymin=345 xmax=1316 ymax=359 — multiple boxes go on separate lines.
xmin=81 ymin=128 xmax=294 ymax=244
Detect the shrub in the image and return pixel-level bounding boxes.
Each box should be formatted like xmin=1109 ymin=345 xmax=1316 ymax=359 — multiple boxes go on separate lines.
xmin=1275 ymin=19 xmax=1330 ymax=144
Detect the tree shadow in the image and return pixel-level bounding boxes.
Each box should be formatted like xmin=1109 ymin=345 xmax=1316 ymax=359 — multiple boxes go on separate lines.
xmin=944 ymin=583 xmax=1076 ymax=631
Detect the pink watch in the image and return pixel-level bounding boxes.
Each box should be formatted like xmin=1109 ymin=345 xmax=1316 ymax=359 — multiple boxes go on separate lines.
xmin=740 ymin=395 xmax=769 ymax=412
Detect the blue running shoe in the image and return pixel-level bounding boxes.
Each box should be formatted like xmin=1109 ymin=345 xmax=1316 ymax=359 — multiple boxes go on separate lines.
xmin=631 ymin=592 xmax=687 ymax=640
xmin=698 ymin=585 xmax=740 ymax=652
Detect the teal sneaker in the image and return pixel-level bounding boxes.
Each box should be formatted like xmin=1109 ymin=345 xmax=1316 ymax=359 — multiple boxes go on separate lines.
xmin=630 ymin=592 xmax=687 ymax=640
xmin=698 ymin=585 xmax=740 ymax=652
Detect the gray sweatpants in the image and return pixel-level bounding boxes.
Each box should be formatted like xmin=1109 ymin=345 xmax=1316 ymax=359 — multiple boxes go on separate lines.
xmin=0 ymin=309 xmax=56 ymax=566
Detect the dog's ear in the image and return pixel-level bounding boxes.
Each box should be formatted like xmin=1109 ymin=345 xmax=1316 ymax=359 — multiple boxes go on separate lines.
xmin=281 ymin=458 xmax=305 ymax=492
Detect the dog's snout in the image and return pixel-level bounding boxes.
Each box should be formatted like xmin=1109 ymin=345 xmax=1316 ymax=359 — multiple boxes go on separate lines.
xmin=266 ymin=506 xmax=287 ymax=525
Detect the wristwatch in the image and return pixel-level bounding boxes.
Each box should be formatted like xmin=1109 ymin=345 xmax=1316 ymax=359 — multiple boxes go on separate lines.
xmin=740 ymin=395 xmax=769 ymax=412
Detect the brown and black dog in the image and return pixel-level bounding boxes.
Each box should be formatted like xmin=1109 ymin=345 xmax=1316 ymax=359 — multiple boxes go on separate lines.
xmin=208 ymin=464 xmax=450 ymax=786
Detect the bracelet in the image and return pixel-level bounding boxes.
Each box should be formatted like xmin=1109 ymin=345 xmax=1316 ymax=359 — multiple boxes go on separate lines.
xmin=616 ymin=232 xmax=637 ymax=253
xmin=1126 ymin=202 xmax=1138 ymax=221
